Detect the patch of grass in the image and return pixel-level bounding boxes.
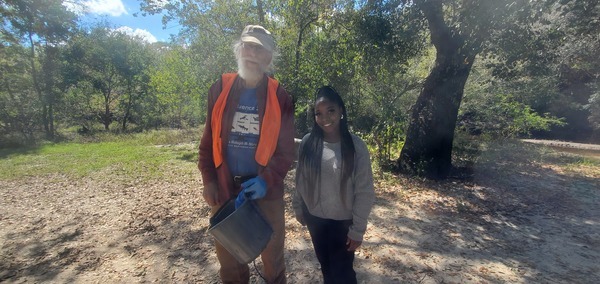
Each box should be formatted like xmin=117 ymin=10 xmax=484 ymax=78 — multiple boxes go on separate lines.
xmin=469 ymin=139 xmax=600 ymax=181
xmin=66 ymin=128 xmax=200 ymax=145
xmin=558 ymin=154 xmax=600 ymax=177
xmin=0 ymin=136 xmax=199 ymax=180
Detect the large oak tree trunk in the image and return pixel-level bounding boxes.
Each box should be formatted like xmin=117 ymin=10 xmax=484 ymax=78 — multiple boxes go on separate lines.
xmin=397 ymin=0 xmax=477 ymax=179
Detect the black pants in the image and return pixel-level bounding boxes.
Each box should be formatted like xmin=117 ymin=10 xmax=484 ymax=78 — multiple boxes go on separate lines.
xmin=303 ymin=209 xmax=356 ymax=284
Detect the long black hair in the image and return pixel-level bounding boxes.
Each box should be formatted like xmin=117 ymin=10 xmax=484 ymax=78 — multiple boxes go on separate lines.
xmin=298 ymin=86 xmax=355 ymax=203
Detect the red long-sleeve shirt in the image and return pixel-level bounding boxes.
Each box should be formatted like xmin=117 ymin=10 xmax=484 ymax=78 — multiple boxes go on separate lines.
xmin=198 ymin=74 xmax=295 ymax=204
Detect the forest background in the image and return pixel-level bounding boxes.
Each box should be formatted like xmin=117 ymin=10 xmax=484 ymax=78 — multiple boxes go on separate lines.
xmin=1 ymin=0 xmax=599 ymax=177
xmin=2 ymin=1 xmax=600 ymax=282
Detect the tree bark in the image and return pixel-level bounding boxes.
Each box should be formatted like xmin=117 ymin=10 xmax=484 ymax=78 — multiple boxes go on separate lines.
xmin=397 ymin=0 xmax=477 ymax=179
xmin=257 ymin=0 xmax=265 ymax=25
xmin=27 ymin=31 xmax=52 ymax=139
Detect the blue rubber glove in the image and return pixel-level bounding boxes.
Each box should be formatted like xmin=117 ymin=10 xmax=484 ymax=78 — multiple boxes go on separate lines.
xmin=241 ymin=176 xmax=267 ymax=200
xmin=234 ymin=190 xmax=247 ymax=209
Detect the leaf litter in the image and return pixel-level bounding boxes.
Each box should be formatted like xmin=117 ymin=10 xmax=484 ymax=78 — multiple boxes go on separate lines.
xmin=1 ymin=141 xmax=599 ymax=283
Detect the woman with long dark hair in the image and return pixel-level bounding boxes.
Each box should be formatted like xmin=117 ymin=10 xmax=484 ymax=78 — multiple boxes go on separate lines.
xmin=293 ymin=86 xmax=375 ymax=284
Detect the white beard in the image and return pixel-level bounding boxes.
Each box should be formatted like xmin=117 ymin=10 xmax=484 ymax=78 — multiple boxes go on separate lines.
xmin=237 ymin=58 xmax=265 ymax=83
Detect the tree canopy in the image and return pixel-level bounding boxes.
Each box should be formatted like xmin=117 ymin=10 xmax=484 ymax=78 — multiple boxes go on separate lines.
xmin=1 ymin=0 xmax=598 ymax=179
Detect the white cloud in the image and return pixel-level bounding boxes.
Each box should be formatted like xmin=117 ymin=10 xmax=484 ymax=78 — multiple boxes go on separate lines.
xmin=114 ymin=26 xmax=158 ymax=43
xmin=62 ymin=1 xmax=84 ymax=14
xmin=88 ymin=0 xmax=127 ymax=16
xmin=149 ymin=0 xmax=169 ymax=8
xmin=65 ymin=0 xmax=128 ymax=17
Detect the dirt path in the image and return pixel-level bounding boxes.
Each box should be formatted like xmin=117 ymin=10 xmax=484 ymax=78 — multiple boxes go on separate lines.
xmin=522 ymin=139 xmax=600 ymax=151
xmin=1 ymin=141 xmax=599 ymax=283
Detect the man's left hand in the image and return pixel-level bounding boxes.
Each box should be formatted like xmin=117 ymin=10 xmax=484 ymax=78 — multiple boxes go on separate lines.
xmin=241 ymin=176 xmax=267 ymax=200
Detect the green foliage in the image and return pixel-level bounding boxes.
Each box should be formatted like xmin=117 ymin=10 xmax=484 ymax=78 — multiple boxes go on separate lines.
xmin=586 ymin=90 xmax=600 ymax=132
xmin=0 ymin=0 xmax=598 ymax=164
xmin=483 ymin=0 xmax=600 ymax=141
xmin=362 ymin=124 xmax=405 ymax=164
xmin=63 ymin=24 xmax=159 ymax=131
xmin=273 ymin=1 xmax=430 ymax=147
xmin=0 ymin=44 xmax=40 ymax=143
xmin=451 ymin=130 xmax=485 ymax=170
xmin=0 ymin=0 xmax=78 ymax=45
xmin=461 ymin=56 xmax=568 ymax=140
xmin=146 ymin=46 xmax=206 ymax=129
xmin=0 ymin=0 xmax=79 ymax=140
xmin=459 ymin=92 xmax=565 ymax=139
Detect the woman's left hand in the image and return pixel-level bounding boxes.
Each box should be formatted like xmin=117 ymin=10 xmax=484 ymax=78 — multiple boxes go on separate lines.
xmin=346 ymin=237 xmax=362 ymax=251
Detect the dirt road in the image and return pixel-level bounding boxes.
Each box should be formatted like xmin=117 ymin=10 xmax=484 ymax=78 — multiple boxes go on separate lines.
xmin=1 ymin=141 xmax=599 ymax=283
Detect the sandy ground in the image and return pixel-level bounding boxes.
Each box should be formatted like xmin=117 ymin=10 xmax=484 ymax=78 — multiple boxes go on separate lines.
xmin=1 ymin=140 xmax=599 ymax=283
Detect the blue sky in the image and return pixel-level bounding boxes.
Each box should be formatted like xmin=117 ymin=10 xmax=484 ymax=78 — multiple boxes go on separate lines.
xmin=65 ymin=0 xmax=180 ymax=43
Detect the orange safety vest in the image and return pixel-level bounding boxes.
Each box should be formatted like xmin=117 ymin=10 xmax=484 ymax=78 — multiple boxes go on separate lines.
xmin=211 ymin=73 xmax=281 ymax=168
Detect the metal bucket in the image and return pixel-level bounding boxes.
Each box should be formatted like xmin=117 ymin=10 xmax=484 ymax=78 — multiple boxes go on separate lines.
xmin=207 ymin=199 xmax=273 ymax=264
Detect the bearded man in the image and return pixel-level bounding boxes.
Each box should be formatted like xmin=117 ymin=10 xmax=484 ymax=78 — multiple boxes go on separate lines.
xmin=198 ymin=25 xmax=295 ymax=284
